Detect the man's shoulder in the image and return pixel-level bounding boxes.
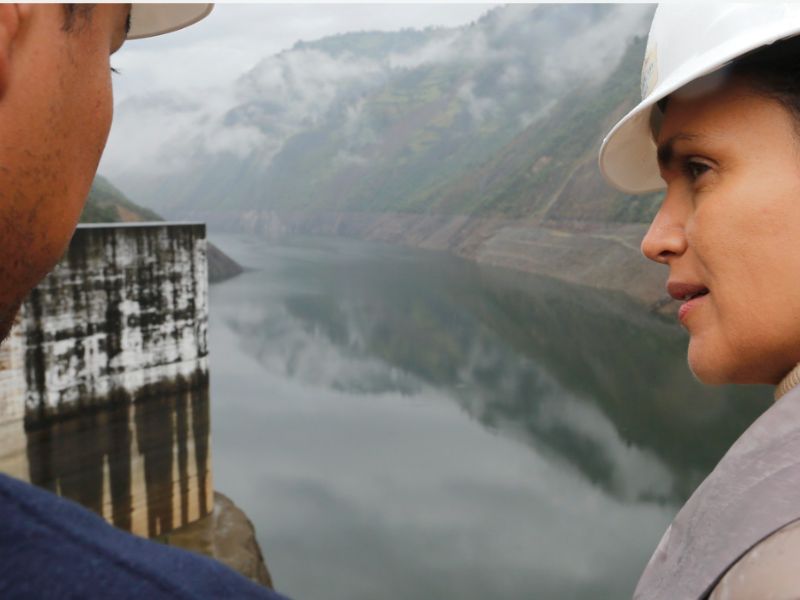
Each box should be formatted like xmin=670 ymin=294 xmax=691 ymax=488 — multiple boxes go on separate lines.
xmin=0 ymin=473 xmax=290 ymax=599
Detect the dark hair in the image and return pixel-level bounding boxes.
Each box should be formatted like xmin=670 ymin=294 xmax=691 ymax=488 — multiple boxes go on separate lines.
xmin=62 ymin=4 xmax=94 ymax=34
xmin=728 ymin=36 xmax=800 ymax=127
xmin=654 ymin=36 xmax=800 ymax=137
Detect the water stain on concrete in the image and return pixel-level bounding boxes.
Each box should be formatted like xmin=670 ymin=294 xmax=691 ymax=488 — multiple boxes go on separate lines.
xmin=25 ymin=385 xmax=211 ymax=538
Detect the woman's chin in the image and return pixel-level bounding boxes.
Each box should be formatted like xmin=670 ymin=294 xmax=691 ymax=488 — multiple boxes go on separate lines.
xmin=687 ymin=340 xmax=779 ymax=385
xmin=688 ymin=360 xmax=731 ymax=385
xmin=687 ymin=340 xmax=735 ymax=385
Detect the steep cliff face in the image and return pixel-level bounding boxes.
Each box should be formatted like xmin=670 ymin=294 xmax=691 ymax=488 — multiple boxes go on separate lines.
xmin=110 ymin=5 xmax=656 ymax=222
xmin=104 ymin=5 xmax=670 ymax=310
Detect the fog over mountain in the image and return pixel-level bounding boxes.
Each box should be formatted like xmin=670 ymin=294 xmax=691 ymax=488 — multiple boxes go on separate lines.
xmin=101 ymin=5 xmax=669 ymax=310
xmin=103 ymin=5 xmax=652 ymax=215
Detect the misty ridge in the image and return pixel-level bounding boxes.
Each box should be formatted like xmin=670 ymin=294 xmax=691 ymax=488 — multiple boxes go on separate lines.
xmin=95 ymin=4 xmax=676 ymax=311
xmin=102 ymin=5 xmax=656 ymax=223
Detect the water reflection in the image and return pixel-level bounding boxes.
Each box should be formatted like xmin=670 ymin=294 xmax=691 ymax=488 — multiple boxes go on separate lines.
xmin=208 ymin=235 xmax=770 ymax=600
xmin=222 ymin=237 xmax=766 ymax=504
xmin=25 ymin=386 xmax=212 ymax=538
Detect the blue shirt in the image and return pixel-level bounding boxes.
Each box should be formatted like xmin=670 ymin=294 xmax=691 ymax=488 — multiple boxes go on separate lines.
xmin=0 ymin=473 xmax=291 ymax=599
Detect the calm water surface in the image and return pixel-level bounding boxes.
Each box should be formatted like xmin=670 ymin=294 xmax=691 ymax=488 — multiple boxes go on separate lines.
xmin=207 ymin=235 xmax=767 ymax=600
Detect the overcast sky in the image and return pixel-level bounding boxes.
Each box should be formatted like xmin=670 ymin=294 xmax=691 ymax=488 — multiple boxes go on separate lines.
xmin=111 ymin=4 xmax=499 ymax=102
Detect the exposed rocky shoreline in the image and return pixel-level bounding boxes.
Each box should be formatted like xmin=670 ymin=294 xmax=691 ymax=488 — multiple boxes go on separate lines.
xmin=203 ymin=209 xmax=677 ymax=316
xmin=207 ymin=242 xmax=245 ymax=284
xmin=161 ymin=491 xmax=274 ymax=589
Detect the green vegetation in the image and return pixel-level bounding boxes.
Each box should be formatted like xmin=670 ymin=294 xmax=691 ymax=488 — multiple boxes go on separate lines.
xmin=81 ymin=175 xmax=162 ymax=223
xmin=420 ymin=36 xmax=664 ymax=222
xmin=126 ymin=6 xmax=662 ymax=228
xmin=275 ymin=9 xmax=657 ymax=222
xmin=294 ymin=28 xmax=445 ymax=60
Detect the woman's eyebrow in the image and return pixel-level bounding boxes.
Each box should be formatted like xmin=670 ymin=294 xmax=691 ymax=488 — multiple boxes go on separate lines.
xmin=657 ymin=133 xmax=699 ymax=168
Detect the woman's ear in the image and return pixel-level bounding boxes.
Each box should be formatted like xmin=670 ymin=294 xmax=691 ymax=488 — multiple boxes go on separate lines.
xmin=0 ymin=4 xmax=26 ymax=101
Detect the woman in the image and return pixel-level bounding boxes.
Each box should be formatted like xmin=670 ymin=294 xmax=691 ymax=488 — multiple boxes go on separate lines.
xmin=600 ymin=4 xmax=800 ymax=600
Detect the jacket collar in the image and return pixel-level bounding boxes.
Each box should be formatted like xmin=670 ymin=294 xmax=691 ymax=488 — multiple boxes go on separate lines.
xmin=775 ymin=363 xmax=800 ymax=401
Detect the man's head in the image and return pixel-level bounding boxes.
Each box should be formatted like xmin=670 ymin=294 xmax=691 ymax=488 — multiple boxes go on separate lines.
xmin=0 ymin=4 xmax=129 ymax=342
xmin=0 ymin=3 xmax=210 ymax=343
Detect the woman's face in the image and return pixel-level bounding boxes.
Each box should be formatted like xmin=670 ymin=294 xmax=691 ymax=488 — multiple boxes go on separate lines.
xmin=642 ymin=75 xmax=800 ymax=385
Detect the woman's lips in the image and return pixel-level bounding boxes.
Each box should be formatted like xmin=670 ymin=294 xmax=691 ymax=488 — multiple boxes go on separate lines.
xmin=667 ymin=281 xmax=710 ymax=325
xmin=678 ymin=292 xmax=709 ymax=324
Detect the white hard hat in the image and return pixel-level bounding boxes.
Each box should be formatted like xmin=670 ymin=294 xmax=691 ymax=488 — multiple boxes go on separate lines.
xmin=128 ymin=4 xmax=213 ymax=40
xmin=599 ymin=3 xmax=800 ymax=194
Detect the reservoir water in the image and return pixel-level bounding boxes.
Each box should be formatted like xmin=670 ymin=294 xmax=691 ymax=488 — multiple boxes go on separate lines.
xmin=207 ymin=234 xmax=767 ymax=600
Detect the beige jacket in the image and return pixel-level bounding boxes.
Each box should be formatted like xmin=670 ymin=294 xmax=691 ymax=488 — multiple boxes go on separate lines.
xmin=709 ymin=518 xmax=800 ymax=599
xmin=634 ymin=365 xmax=800 ymax=600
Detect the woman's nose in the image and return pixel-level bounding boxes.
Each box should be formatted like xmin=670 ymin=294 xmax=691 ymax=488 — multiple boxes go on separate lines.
xmin=640 ymin=193 xmax=689 ymax=264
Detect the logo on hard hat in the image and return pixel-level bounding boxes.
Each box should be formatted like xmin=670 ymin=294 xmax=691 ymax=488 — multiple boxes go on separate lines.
xmin=641 ymin=42 xmax=658 ymax=100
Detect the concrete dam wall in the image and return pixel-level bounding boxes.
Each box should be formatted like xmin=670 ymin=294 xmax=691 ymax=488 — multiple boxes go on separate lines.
xmin=0 ymin=223 xmax=213 ymax=538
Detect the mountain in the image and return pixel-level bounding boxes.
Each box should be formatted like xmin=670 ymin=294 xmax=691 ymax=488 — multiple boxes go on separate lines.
xmin=82 ymin=175 xmax=163 ymax=223
xmin=102 ymin=5 xmax=671 ymax=309
xmin=81 ymin=176 xmax=243 ymax=284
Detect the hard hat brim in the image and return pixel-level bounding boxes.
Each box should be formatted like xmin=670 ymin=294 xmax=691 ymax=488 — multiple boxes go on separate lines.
xmin=598 ymin=98 xmax=665 ymax=195
xmin=599 ymin=18 xmax=800 ymax=195
xmin=127 ymin=4 xmax=213 ymax=40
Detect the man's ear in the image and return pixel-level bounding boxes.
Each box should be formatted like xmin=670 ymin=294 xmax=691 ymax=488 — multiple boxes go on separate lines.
xmin=0 ymin=4 xmax=27 ymax=101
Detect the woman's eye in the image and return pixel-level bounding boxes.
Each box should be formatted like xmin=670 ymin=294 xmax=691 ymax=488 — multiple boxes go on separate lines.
xmin=684 ymin=159 xmax=710 ymax=181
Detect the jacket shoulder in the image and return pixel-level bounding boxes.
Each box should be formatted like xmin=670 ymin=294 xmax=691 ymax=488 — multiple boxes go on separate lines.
xmin=710 ymin=518 xmax=800 ymax=599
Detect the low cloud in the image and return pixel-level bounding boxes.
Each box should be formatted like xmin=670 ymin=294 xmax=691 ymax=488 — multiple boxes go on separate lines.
xmin=457 ymin=81 xmax=500 ymax=124
xmin=102 ymin=4 xmax=496 ymax=180
xmin=101 ymin=5 xmax=651 ymax=198
xmin=540 ymin=5 xmax=653 ymax=87
xmin=387 ymin=32 xmax=463 ymax=69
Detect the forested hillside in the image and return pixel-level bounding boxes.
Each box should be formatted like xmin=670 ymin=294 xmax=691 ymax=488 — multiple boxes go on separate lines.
xmin=107 ymin=5 xmax=655 ymax=219
xmin=103 ymin=5 xmax=672 ymax=309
